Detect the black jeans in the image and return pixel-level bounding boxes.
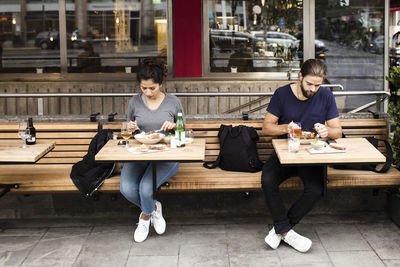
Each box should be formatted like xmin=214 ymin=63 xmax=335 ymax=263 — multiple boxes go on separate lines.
xmin=261 ymin=152 xmax=324 ymax=234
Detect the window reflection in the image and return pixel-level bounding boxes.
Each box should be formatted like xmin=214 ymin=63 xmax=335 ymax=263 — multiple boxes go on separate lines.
xmin=0 ymin=0 xmax=167 ymax=73
xmin=0 ymin=1 xmax=60 ymax=73
xmin=208 ymin=0 xmax=303 ymax=73
xmin=315 ymin=0 xmax=384 ymax=112
xmin=67 ymin=0 xmax=167 ymax=73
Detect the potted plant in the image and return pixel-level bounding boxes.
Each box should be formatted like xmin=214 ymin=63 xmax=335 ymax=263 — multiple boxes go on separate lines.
xmin=386 ymin=68 xmax=400 ymax=226
xmin=386 ymin=66 xmax=400 ymax=103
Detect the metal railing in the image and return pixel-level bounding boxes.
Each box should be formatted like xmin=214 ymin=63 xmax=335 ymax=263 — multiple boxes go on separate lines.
xmin=0 ymin=90 xmax=390 ymax=115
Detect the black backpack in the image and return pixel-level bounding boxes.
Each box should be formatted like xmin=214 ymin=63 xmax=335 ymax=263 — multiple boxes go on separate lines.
xmin=331 ymin=136 xmax=393 ymax=173
xmin=70 ymin=129 xmax=116 ymax=197
xmin=203 ymin=124 xmax=263 ymax=172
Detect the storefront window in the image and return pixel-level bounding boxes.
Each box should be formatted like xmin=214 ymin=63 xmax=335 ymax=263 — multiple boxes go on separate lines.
xmin=67 ymin=0 xmax=167 ymax=73
xmin=208 ymin=0 xmax=303 ymax=73
xmin=315 ymin=0 xmax=385 ymax=112
xmin=0 ymin=0 xmax=168 ymax=73
xmin=0 ymin=0 xmax=60 ymax=72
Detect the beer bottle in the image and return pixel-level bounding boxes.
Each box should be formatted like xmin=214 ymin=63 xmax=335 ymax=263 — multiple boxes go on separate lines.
xmin=176 ymin=110 xmax=185 ymax=147
xmin=26 ymin=117 xmax=36 ymax=145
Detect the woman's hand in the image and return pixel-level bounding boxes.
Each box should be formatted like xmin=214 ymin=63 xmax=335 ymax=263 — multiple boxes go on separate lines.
xmin=160 ymin=121 xmax=176 ymax=131
xmin=129 ymin=120 xmax=139 ymax=131
xmin=314 ymin=123 xmax=328 ymax=138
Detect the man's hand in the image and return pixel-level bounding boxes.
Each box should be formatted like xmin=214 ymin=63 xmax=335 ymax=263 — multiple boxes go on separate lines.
xmin=314 ymin=123 xmax=328 ymax=138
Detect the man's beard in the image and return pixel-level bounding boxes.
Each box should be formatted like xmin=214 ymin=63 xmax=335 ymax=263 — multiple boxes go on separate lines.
xmin=300 ymin=80 xmax=316 ymax=99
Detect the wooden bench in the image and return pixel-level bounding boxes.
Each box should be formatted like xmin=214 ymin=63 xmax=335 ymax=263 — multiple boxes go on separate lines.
xmin=0 ymin=122 xmax=99 ymax=193
xmin=0 ymin=118 xmax=399 ymax=196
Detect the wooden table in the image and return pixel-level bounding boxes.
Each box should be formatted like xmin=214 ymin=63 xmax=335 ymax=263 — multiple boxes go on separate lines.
xmin=0 ymin=140 xmax=55 ymax=197
xmin=0 ymin=140 xmax=56 ymax=164
xmin=272 ymin=138 xmax=386 ymax=194
xmin=95 ymin=138 xmax=206 ymax=198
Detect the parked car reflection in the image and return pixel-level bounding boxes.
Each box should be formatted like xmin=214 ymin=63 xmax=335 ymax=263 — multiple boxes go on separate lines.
xmin=210 ymin=29 xmax=254 ymax=52
xmin=252 ymin=31 xmax=300 ymax=50
xmin=368 ymin=35 xmax=384 ymax=54
xmin=34 ymin=31 xmax=59 ymax=49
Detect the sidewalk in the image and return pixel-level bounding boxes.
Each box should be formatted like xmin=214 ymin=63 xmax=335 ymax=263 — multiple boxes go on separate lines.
xmin=0 ymin=211 xmax=399 ymax=267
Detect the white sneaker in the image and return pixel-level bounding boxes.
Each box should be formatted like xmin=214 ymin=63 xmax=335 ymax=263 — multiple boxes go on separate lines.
xmin=264 ymin=227 xmax=282 ymax=249
xmin=134 ymin=213 xmax=150 ymax=243
xmin=282 ymin=229 xmax=312 ymax=253
xmin=151 ymin=201 xmax=166 ymax=235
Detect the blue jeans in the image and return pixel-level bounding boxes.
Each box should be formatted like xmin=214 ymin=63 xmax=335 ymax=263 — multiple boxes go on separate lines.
xmin=120 ymin=161 xmax=179 ymax=215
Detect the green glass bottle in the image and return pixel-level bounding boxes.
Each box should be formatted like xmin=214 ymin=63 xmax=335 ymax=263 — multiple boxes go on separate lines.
xmin=176 ymin=110 xmax=185 ymax=147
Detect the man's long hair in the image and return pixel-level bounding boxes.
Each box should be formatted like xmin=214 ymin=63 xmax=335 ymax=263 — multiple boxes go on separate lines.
xmin=300 ymin=59 xmax=326 ymax=78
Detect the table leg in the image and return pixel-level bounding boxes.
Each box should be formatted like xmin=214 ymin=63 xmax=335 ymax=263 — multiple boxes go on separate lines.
xmin=323 ymin=165 xmax=328 ymax=197
xmin=152 ymin=162 xmax=157 ymax=199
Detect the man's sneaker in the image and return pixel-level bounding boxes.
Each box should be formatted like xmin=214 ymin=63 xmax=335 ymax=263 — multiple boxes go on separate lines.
xmin=264 ymin=227 xmax=282 ymax=249
xmin=134 ymin=213 xmax=150 ymax=243
xmin=151 ymin=201 xmax=166 ymax=235
xmin=282 ymin=229 xmax=312 ymax=253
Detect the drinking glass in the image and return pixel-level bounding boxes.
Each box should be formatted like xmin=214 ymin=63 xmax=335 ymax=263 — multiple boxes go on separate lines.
xmin=18 ymin=122 xmax=30 ymax=149
xmin=185 ymin=129 xmax=194 ymax=144
xmin=121 ymin=122 xmax=132 ymax=149
xmin=288 ymin=122 xmax=301 ymax=153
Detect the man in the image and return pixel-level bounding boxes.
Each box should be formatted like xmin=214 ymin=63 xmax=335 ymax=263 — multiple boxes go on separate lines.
xmin=261 ymin=59 xmax=342 ymax=252
xmin=227 ymin=43 xmax=253 ymax=72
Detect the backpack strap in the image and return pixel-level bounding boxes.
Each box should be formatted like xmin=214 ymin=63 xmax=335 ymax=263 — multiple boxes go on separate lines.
xmin=203 ymin=125 xmax=231 ymax=169
xmin=370 ymin=139 xmax=393 ymax=173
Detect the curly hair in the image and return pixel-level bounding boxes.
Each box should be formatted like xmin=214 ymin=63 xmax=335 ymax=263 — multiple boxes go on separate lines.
xmin=137 ymin=57 xmax=166 ymax=84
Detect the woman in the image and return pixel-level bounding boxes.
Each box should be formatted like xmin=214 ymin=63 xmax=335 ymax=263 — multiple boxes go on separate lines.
xmin=120 ymin=58 xmax=184 ymax=243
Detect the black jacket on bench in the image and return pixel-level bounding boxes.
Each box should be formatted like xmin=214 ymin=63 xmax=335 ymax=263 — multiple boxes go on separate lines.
xmin=70 ymin=129 xmax=115 ymax=197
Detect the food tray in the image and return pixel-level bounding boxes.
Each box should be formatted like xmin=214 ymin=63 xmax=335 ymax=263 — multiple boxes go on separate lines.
xmin=307 ymin=146 xmax=346 ymax=154
xmin=127 ymin=144 xmax=169 ymax=154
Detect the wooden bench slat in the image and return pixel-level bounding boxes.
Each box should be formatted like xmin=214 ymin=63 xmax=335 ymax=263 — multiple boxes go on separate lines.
xmin=343 ymin=128 xmax=387 ymax=135
xmin=44 ymin=151 xmax=87 ymax=158
xmin=340 ymin=119 xmax=387 ymax=127
xmin=37 ymin=158 xmax=82 ymax=164
xmin=41 ymin=139 xmax=92 ymax=145
xmin=53 ymin=145 xmax=89 ymax=151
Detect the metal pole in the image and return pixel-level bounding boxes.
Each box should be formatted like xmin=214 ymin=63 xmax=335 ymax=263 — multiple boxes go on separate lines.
xmin=58 ymin=0 xmax=68 ymax=73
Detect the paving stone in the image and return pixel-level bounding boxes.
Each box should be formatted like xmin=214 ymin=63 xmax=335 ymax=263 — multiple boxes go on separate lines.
xmin=328 ymin=251 xmax=386 ymax=267
xmin=281 ymin=263 xmax=333 ymax=267
xmin=227 ymin=230 xmax=270 ymax=255
xmin=73 ymin=226 xmax=132 ymax=267
xmin=226 ymin=223 xmax=269 ymax=255
xmin=383 ymin=259 xmax=400 ymax=267
xmin=126 ymin=255 xmax=178 ymax=267
xmin=21 ymin=227 xmax=91 ymax=267
xmin=0 ymin=228 xmax=47 ymax=237
xmin=315 ymin=224 xmax=371 ymax=251
xmin=181 ymin=224 xmax=225 ymax=233
xmin=357 ymin=223 xmax=400 ymax=260
xmin=178 ymin=243 xmax=229 ymax=267
xmin=179 ymin=232 xmax=227 ymax=246
xmin=0 ymin=218 xmax=94 ymax=228
xmin=229 ymin=253 xmax=281 ymax=267
xmin=277 ymin=225 xmax=331 ymax=266
xmin=0 ymin=236 xmax=41 ymax=266
xmin=129 ymin=225 xmax=181 ymax=256
xmin=178 ymin=255 xmax=229 ymax=267
xmin=225 ymin=223 xmax=266 ymax=235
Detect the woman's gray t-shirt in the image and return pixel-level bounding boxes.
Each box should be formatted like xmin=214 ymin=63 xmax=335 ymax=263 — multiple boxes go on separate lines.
xmin=127 ymin=93 xmax=185 ymax=132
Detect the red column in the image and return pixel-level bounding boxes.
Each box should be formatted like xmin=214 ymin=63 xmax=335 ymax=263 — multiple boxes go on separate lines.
xmin=173 ymin=0 xmax=202 ymax=77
